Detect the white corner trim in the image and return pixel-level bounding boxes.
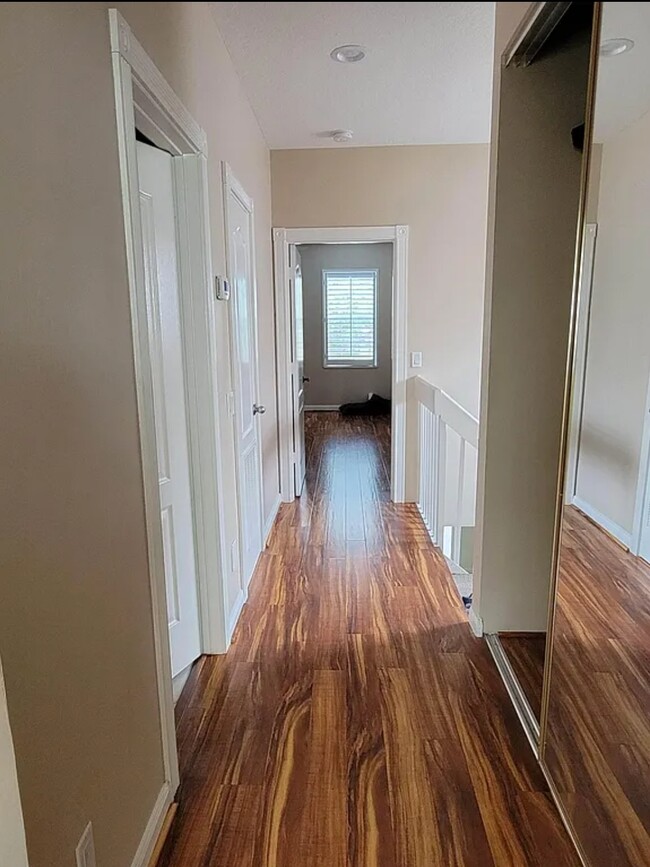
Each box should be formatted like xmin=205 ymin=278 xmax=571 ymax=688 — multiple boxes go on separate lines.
xmin=264 ymin=494 xmax=282 ymax=545
xmin=305 ymin=404 xmax=341 ymax=411
xmin=108 ymin=9 xmax=207 ymax=156
xmin=468 ymin=606 xmax=484 ymax=637
xmin=227 ymin=589 xmax=247 ymax=644
xmin=272 ymin=225 xmax=409 ymax=504
xmin=129 ymin=783 xmax=172 ymax=867
xmin=572 ymin=495 xmax=632 ymax=549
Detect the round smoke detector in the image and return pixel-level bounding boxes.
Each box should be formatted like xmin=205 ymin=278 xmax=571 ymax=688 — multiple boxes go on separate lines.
xmin=332 ymin=129 xmax=353 ymax=143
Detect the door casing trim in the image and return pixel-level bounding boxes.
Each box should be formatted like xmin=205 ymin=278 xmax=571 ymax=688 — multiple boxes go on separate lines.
xmin=109 ymin=9 xmax=230 ymax=824
xmin=273 ymin=225 xmax=409 ymax=503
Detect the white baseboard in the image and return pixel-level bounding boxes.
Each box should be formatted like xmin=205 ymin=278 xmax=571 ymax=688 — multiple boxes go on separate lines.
xmin=305 ymin=405 xmax=340 ymax=411
xmin=130 ymin=782 xmax=172 ymax=867
xmin=263 ymin=494 xmax=282 ymax=545
xmin=227 ymin=588 xmax=247 ymax=644
xmin=572 ymin=495 xmax=632 ymax=549
xmin=468 ymin=606 xmax=484 ymax=637
xmin=172 ymin=663 xmax=192 ymax=704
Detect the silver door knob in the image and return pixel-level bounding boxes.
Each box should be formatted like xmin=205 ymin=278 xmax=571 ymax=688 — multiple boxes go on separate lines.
xmin=253 ymin=403 xmax=266 ymax=415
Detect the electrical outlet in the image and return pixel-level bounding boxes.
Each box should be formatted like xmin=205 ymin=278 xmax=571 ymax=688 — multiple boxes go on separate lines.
xmin=75 ymin=822 xmax=97 ymax=867
xmin=410 ymin=351 xmax=423 ymax=368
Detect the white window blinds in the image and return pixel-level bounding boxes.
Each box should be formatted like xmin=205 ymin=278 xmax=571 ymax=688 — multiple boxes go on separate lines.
xmin=323 ymin=269 xmax=378 ymax=367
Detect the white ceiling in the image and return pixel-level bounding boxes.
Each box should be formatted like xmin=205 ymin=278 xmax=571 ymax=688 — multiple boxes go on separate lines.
xmin=594 ymin=3 xmax=650 ymax=141
xmin=211 ymin=2 xmax=495 ymax=149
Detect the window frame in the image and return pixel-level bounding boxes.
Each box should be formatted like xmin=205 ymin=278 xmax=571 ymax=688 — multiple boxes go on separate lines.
xmin=321 ymin=268 xmax=379 ymax=369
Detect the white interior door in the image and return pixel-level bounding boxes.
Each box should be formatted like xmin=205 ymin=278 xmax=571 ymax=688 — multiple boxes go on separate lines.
xmin=225 ymin=171 xmax=264 ymax=588
xmin=290 ymin=247 xmax=306 ymax=496
xmin=137 ymin=142 xmax=201 ymax=678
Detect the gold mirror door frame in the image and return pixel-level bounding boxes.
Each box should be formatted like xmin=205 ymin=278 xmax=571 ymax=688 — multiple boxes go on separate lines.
xmin=539 ymin=5 xmax=602 ymax=758
xmin=537 ymin=4 xmax=650 ymax=865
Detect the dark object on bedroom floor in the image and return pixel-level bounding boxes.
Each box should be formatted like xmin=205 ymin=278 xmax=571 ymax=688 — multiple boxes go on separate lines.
xmin=339 ymin=393 xmax=391 ymax=416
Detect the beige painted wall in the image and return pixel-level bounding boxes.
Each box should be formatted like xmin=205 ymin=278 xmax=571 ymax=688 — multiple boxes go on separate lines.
xmin=272 ymin=145 xmax=490 ymax=419
xmin=0 ymin=659 xmax=28 ymax=867
xmin=474 ymin=2 xmax=593 ymax=632
xmin=299 ymin=243 xmax=393 ymax=406
xmin=0 ymin=3 xmax=275 ymax=866
xmin=576 ymin=110 xmax=650 ymax=533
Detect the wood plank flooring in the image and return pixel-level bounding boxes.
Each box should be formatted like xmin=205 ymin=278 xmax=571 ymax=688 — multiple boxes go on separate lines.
xmin=499 ymin=634 xmax=547 ymax=721
xmin=158 ymin=413 xmax=578 ymax=867
xmin=544 ymin=506 xmax=650 ymax=867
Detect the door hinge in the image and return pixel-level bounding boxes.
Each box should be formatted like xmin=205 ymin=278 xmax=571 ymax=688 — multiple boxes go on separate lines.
xmin=226 ymin=391 xmax=235 ymax=417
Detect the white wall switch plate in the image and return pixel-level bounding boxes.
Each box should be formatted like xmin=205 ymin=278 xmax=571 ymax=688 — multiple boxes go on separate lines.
xmin=76 ymin=822 xmax=97 ymax=867
xmin=410 ymin=351 xmax=423 ymax=368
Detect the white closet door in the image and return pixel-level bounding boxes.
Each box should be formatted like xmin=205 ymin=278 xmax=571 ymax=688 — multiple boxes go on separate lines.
xmin=137 ymin=142 xmax=201 ymax=677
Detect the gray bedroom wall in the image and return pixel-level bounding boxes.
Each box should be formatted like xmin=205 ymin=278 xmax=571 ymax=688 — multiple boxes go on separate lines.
xmin=299 ymin=242 xmax=393 ymax=407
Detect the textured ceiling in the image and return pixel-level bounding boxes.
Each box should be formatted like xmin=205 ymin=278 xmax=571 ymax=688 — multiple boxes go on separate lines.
xmin=211 ymin=2 xmax=495 ymax=149
xmin=594 ymin=2 xmax=650 ymax=142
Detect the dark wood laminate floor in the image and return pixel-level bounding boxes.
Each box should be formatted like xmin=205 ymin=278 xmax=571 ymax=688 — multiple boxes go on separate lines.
xmin=545 ymin=506 xmax=650 ymax=867
xmin=159 ymin=413 xmax=578 ymax=867
xmin=499 ymin=634 xmax=547 ymax=721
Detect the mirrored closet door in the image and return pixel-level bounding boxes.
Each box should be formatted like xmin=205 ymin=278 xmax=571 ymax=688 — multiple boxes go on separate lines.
xmin=542 ymin=3 xmax=650 ymax=864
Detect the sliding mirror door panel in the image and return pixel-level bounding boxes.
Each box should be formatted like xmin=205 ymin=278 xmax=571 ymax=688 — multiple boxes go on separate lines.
xmin=543 ymin=3 xmax=650 ymax=864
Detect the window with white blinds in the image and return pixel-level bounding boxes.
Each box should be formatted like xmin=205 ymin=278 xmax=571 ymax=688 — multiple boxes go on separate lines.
xmin=323 ymin=269 xmax=378 ymax=367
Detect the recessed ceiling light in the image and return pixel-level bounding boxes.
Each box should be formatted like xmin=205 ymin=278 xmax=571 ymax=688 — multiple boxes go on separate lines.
xmin=600 ymin=38 xmax=635 ymax=57
xmin=330 ymin=44 xmax=366 ymax=63
xmin=332 ymin=129 xmax=353 ymax=143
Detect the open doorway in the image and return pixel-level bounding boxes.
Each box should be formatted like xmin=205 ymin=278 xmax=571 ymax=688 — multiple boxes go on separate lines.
xmin=290 ymin=241 xmax=394 ymax=497
xmin=273 ymin=226 xmax=408 ymax=505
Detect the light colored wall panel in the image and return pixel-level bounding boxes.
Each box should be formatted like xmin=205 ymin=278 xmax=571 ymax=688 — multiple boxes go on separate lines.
xmin=576 ymin=110 xmax=650 ymax=533
xmin=272 ymin=144 xmax=490 ymax=419
xmin=474 ymin=3 xmax=593 ymax=632
xmin=0 ymin=3 xmax=275 ymax=865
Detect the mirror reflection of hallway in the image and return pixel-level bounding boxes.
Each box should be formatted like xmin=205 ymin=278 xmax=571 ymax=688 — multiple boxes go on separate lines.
xmin=544 ymin=4 xmax=650 ymax=863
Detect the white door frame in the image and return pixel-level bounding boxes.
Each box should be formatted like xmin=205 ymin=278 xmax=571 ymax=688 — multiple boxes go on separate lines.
xmin=109 ymin=7 xmax=230 ymax=844
xmin=222 ymin=163 xmax=265 ymax=592
xmin=273 ymin=226 xmax=409 ymax=503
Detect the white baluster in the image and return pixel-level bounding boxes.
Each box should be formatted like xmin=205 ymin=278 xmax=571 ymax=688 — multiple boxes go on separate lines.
xmin=453 ymin=437 xmax=466 ymax=564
